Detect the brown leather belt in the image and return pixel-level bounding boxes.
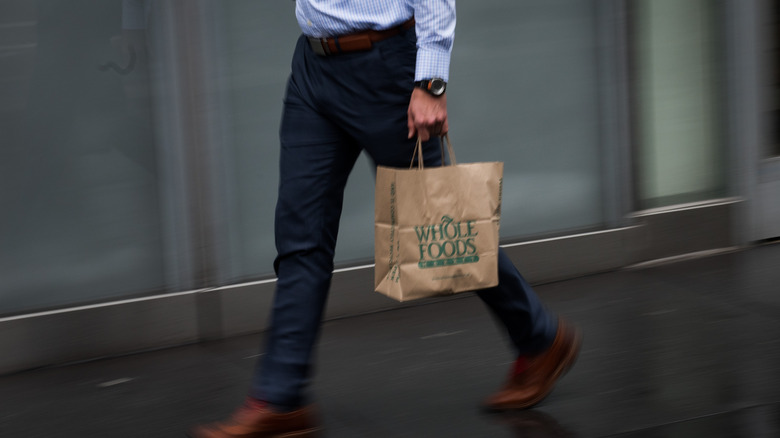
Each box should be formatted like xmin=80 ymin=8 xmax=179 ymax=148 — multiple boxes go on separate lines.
xmin=308 ymin=18 xmax=415 ymax=56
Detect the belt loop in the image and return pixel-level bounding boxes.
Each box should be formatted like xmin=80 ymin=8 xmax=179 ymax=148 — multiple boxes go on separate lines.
xmin=320 ymin=38 xmax=331 ymax=55
xmin=333 ymin=36 xmax=342 ymax=54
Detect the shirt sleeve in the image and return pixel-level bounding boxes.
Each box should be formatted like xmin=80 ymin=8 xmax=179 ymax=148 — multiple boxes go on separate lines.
xmin=412 ymin=0 xmax=456 ymax=82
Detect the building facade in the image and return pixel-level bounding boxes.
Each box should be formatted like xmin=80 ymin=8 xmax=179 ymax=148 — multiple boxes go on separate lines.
xmin=0 ymin=0 xmax=778 ymax=373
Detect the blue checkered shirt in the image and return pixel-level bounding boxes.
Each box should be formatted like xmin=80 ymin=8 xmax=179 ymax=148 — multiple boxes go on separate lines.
xmin=295 ymin=0 xmax=455 ymax=82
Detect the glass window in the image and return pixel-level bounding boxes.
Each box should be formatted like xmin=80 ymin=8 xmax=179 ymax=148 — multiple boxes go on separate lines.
xmin=450 ymin=0 xmax=606 ymax=239
xmin=633 ymin=0 xmax=727 ymax=209
xmin=0 ymin=0 xmax=167 ymax=315
xmin=211 ymin=1 xmax=301 ymax=283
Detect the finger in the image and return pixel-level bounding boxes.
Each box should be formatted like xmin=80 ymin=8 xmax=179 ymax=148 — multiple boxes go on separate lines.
xmin=407 ymin=114 xmax=416 ymax=139
xmin=418 ymin=126 xmax=431 ymax=142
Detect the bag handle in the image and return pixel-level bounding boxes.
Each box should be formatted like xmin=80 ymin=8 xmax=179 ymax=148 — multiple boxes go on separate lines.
xmin=410 ymin=134 xmax=457 ymax=170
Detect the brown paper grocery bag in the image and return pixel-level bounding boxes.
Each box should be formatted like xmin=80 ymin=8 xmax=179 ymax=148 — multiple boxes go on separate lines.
xmin=374 ymin=135 xmax=502 ymax=301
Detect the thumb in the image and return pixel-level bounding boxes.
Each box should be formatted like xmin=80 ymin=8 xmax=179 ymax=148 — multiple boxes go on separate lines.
xmin=407 ymin=113 xmax=416 ymax=139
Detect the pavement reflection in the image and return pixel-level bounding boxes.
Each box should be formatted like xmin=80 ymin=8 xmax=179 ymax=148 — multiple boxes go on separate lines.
xmin=488 ymin=410 xmax=577 ymax=438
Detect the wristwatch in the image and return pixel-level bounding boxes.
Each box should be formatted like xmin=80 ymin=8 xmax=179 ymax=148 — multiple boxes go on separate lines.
xmin=415 ymin=78 xmax=447 ymax=97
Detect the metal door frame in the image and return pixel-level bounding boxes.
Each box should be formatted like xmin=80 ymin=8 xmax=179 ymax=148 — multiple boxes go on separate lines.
xmin=727 ymin=0 xmax=780 ymax=242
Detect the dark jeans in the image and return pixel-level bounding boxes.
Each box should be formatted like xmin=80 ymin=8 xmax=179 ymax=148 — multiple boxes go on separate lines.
xmin=251 ymin=30 xmax=557 ymax=408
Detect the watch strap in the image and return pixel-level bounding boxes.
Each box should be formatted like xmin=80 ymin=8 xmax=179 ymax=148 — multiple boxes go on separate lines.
xmin=415 ymin=78 xmax=446 ymax=96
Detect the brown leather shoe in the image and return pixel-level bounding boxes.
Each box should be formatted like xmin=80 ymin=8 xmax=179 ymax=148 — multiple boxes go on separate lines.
xmin=187 ymin=399 xmax=321 ymax=438
xmin=484 ymin=319 xmax=582 ymax=411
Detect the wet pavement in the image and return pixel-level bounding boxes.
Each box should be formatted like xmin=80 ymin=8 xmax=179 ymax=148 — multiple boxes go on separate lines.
xmin=1 ymin=243 xmax=779 ymax=437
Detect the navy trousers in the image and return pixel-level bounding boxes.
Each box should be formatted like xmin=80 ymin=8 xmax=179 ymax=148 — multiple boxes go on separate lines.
xmin=251 ymin=29 xmax=557 ymax=408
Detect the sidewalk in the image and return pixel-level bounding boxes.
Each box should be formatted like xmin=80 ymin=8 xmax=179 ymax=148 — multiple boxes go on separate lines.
xmin=1 ymin=243 xmax=779 ymax=437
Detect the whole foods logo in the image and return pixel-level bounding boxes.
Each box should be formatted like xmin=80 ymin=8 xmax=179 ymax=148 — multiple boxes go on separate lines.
xmin=415 ymin=216 xmax=479 ymax=269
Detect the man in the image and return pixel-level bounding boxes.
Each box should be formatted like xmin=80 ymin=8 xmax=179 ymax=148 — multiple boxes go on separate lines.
xmin=190 ymin=1 xmax=581 ymax=437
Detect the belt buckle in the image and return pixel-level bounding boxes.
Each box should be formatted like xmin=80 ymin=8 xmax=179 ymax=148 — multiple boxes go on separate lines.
xmin=308 ymin=37 xmax=330 ymax=56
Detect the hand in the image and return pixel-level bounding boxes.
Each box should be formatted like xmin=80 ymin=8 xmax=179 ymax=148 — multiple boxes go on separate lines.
xmin=407 ymin=88 xmax=448 ymax=142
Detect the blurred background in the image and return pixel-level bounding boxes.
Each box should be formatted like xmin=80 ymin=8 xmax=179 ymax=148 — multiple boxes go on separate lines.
xmin=0 ymin=0 xmax=778 ymax=373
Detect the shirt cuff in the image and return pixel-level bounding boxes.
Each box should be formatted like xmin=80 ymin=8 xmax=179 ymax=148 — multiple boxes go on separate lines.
xmin=415 ymin=47 xmax=451 ymax=82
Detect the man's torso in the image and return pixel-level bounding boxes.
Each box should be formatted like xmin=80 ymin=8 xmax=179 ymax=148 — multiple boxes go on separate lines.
xmin=295 ymin=0 xmax=413 ymax=37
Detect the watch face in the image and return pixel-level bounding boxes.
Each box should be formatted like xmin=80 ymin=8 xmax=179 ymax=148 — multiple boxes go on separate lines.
xmin=430 ymin=79 xmax=446 ymax=96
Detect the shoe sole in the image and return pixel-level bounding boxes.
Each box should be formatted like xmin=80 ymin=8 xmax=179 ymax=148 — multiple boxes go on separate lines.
xmin=484 ymin=326 xmax=583 ymax=412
